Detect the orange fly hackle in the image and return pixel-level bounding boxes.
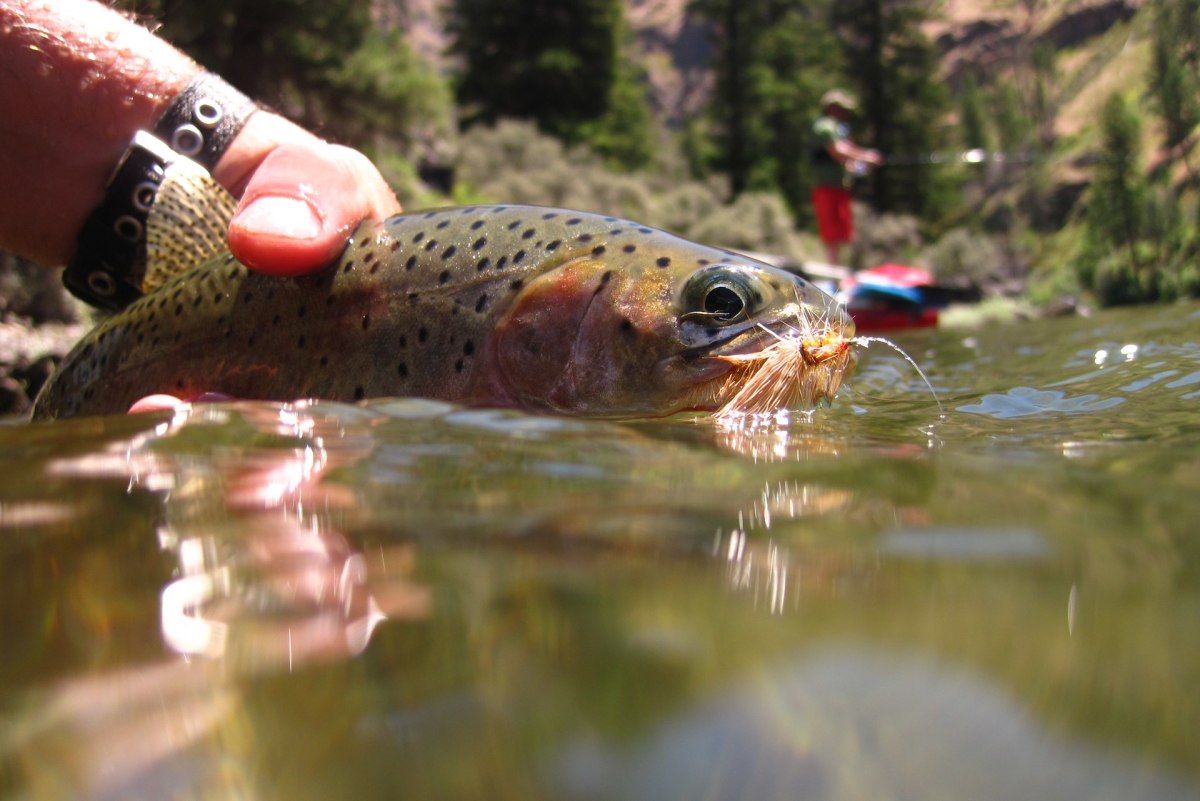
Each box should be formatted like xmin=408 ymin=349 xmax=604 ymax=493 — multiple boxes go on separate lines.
xmin=713 ymin=301 xmax=856 ymax=419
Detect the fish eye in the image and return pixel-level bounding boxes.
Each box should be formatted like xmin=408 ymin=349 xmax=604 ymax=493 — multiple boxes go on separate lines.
xmin=682 ymin=267 xmax=763 ymax=325
xmin=704 ymin=285 xmax=747 ymax=320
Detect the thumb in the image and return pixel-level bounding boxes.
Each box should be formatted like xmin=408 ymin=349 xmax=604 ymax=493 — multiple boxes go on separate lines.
xmin=227 ymin=142 xmax=402 ymax=277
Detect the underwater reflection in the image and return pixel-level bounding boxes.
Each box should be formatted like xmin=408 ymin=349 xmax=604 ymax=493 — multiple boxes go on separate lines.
xmin=155 ymin=402 xmax=430 ymax=670
xmin=550 ymin=647 xmax=1200 ymax=801
xmin=10 ymin=401 xmax=431 ymax=800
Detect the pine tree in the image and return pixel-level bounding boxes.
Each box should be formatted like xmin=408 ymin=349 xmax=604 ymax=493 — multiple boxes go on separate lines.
xmin=958 ymin=73 xmax=990 ymax=152
xmin=1150 ymin=0 xmax=1200 ymax=182
xmin=690 ymin=0 xmax=841 ymax=217
xmin=831 ymin=0 xmax=954 ymax=224
xmin=1081 ymin=93 xmax=1152 ymax=304
xmin=447 ymin=0 xmax=654 ymax=167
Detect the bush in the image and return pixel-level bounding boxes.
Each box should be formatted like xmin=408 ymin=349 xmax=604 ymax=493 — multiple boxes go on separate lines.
xmin=921 ymin=227 xmax=1003 ymax=288
xmin=849 ymin=205 xmax=923 ymax=270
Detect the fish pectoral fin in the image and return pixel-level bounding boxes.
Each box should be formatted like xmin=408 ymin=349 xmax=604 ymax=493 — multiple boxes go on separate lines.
xmin=143 ymin=160 xmax=238 ymax=293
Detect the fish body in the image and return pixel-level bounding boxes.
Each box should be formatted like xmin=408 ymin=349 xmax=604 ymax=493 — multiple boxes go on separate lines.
xmin=33 ymin=205 xmax=853 ymax=420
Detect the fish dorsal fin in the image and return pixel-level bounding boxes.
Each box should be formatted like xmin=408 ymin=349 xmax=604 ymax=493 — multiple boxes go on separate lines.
xmin=143 ymin=158 xmax=238 ymax=293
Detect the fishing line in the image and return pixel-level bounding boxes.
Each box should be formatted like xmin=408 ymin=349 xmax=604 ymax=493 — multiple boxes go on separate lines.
xmin=851 ymin=335 xmax=945 ymax=417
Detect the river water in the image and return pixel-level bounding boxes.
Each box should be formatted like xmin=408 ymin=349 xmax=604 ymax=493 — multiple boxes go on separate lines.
xmin=2 ymin=301 xmax=1198 ymax=801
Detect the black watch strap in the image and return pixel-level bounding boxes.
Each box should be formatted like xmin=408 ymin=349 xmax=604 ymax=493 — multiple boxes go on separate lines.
xmin=64 ymin=73 xmax=257 ymax=310
xmin=63 ymin=132 xmax=177 ymax=311
xmin=152 ymin=72 xmax=257 ymax=173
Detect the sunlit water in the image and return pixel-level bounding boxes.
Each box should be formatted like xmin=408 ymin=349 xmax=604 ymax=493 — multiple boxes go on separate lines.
xmin=2 ymin=302 xmax=1199 ymax=801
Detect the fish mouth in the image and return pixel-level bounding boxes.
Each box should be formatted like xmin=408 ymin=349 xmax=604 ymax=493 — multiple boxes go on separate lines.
xmin=671 ymin=307 xmax=857 ymax=415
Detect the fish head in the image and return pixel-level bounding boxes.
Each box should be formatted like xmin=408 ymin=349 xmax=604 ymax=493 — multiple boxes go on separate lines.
xmin=481 ymin=236 xmax=854 ymax=416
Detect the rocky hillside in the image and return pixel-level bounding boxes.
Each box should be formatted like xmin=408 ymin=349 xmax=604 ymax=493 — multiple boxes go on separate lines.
xmin=392 ymin=0 xmax=1147 ymax=141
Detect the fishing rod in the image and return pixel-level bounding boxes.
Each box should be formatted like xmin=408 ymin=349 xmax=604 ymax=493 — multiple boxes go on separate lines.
xmin=882 ymin=148 xmax=1043 ymax=166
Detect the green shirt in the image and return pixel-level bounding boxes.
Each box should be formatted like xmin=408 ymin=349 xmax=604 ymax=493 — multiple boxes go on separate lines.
xmin=810 ymin=115 xmax=849 ymax=188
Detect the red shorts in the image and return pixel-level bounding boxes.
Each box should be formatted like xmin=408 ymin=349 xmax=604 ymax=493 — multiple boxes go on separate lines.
xmin=811 ymin=186 xmax=853 ymax=245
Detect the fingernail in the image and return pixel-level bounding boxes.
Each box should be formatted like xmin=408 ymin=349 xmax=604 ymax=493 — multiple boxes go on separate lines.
xmin=233 ymin=195 xmax=323 ymax=239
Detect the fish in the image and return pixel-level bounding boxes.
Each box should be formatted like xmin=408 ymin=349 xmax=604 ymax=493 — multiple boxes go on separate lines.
xmin=33 ymin=181 xmax=854 ymax=420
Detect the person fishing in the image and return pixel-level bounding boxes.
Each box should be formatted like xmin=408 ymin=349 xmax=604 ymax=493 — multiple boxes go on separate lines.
xmin=0 ymin=0 xmax=400 ymax=289
xmin=809 ymin=89 xmax=884 ymax=267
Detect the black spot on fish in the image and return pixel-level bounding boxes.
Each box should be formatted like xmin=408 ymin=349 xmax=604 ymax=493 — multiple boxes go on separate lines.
xmin=423 ymin=211 xmax=437 ymax=219
xmin=442 ymin=245 xmax=457 ymax=260
xmin=592 ymin=245 xmax=607 ymax=256
xmin=522 ymin=228 xmax=536 ymax=240
xmin=362 ymin=315 xmax=370 ymax=331
xmin=656 ymin=257 xmax=671 ymax=268
xmin=408 ymin=293 xmax=420 ymax=304
xmin=472 ymin=237 xmax=487 ymax=251
xmin=424 ymin=240 xmax=438 ymax=251
xmin=454 ymin=359 xmax=464 ymax=373
xmin=697 ymin=258 xmax=710 ymax=266
xmin=399 ymin=335 xmax=407 ymax=348
xmin=475 ymin=294 xmax=488 ymax=313
xmin=567 ymin=217 xmax=582 ymax=226
xmin=343 ymin=261 xmax=355 ymax=274
xmin=193 ymin=295 xmax=203 ymax=308
xmin=298 ymin=335 xmax=306 ymax=348
xmin=577 ymin=233 xmax=593 ymax=243
xmin=605 ymin=217 xmax=618 ymax=223
xmin=363 ymin=251 xmax=377 ymax=264
xmin=369 ymin=261 xmax=381 ymax=275
xmin=405 ymin=255 xmax=418 ymax=271
xmin=496 ymin=256 xmax=508 ymax=270
xmin=623 ymin=244 xmax=637 ymax=253
xmin=514 ymin=250 xmax=526 ymax=264
xmin=546 ymin=240 xmax=561 ymax=252
xmin=542 ymin=212 xmax=558 ymax=219
xmin=470 ymin=220 xmax=485 ymax=230
xmin=507 ymin=221 xmax=520 ymax=230
xmin=413 ymin=232 xmax=425 ymax=243
xmin=436 ymin=220 xmax=450 ymax=229
xmin=418 ymin=327 xmax=428 ymax=343
xmin=477 ymin=257 xmax=491 ymax=272
xmin=354 ymin=386 xmax=365 ymax=400
xmin=398 ymin=363 xmax=408 ymax=378
xmin=174 ymin=303 xmax=183 ymax=316
xmin=389 ymin=240 xmax=401 ymax=252
xmin=464 ymin=340 xmax=475 ymax=355
xmin=510 ymin=279 xmax=524 ymax=291
xmin=620 ymin=318 xmax=635 ymax=335
xmin=638 ymin=227 xmax=653 ymax=234
xmin=601 ymin=271 xmax=613 ymax=284
xmin=439 ymin=270 xmax=451 ymax=284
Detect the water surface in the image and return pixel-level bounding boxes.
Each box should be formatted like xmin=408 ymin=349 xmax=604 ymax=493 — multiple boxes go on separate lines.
xmin=2 ymin=302 xmax=1198 ymax=800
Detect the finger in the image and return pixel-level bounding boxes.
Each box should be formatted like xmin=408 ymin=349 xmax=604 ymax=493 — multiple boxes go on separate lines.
xmin=227 ymin=142 xmax=402 ymax=277
xmin=128 ymin=392 xmax=234 ymax=414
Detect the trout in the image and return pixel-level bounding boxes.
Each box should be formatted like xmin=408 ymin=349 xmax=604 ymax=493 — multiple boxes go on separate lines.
xmin=33 ymin=177 xmax=854 ymax=420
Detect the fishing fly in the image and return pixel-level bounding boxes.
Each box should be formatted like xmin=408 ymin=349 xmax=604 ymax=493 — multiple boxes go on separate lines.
xmin=713 ymin=299 xmax=942 ymax=420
